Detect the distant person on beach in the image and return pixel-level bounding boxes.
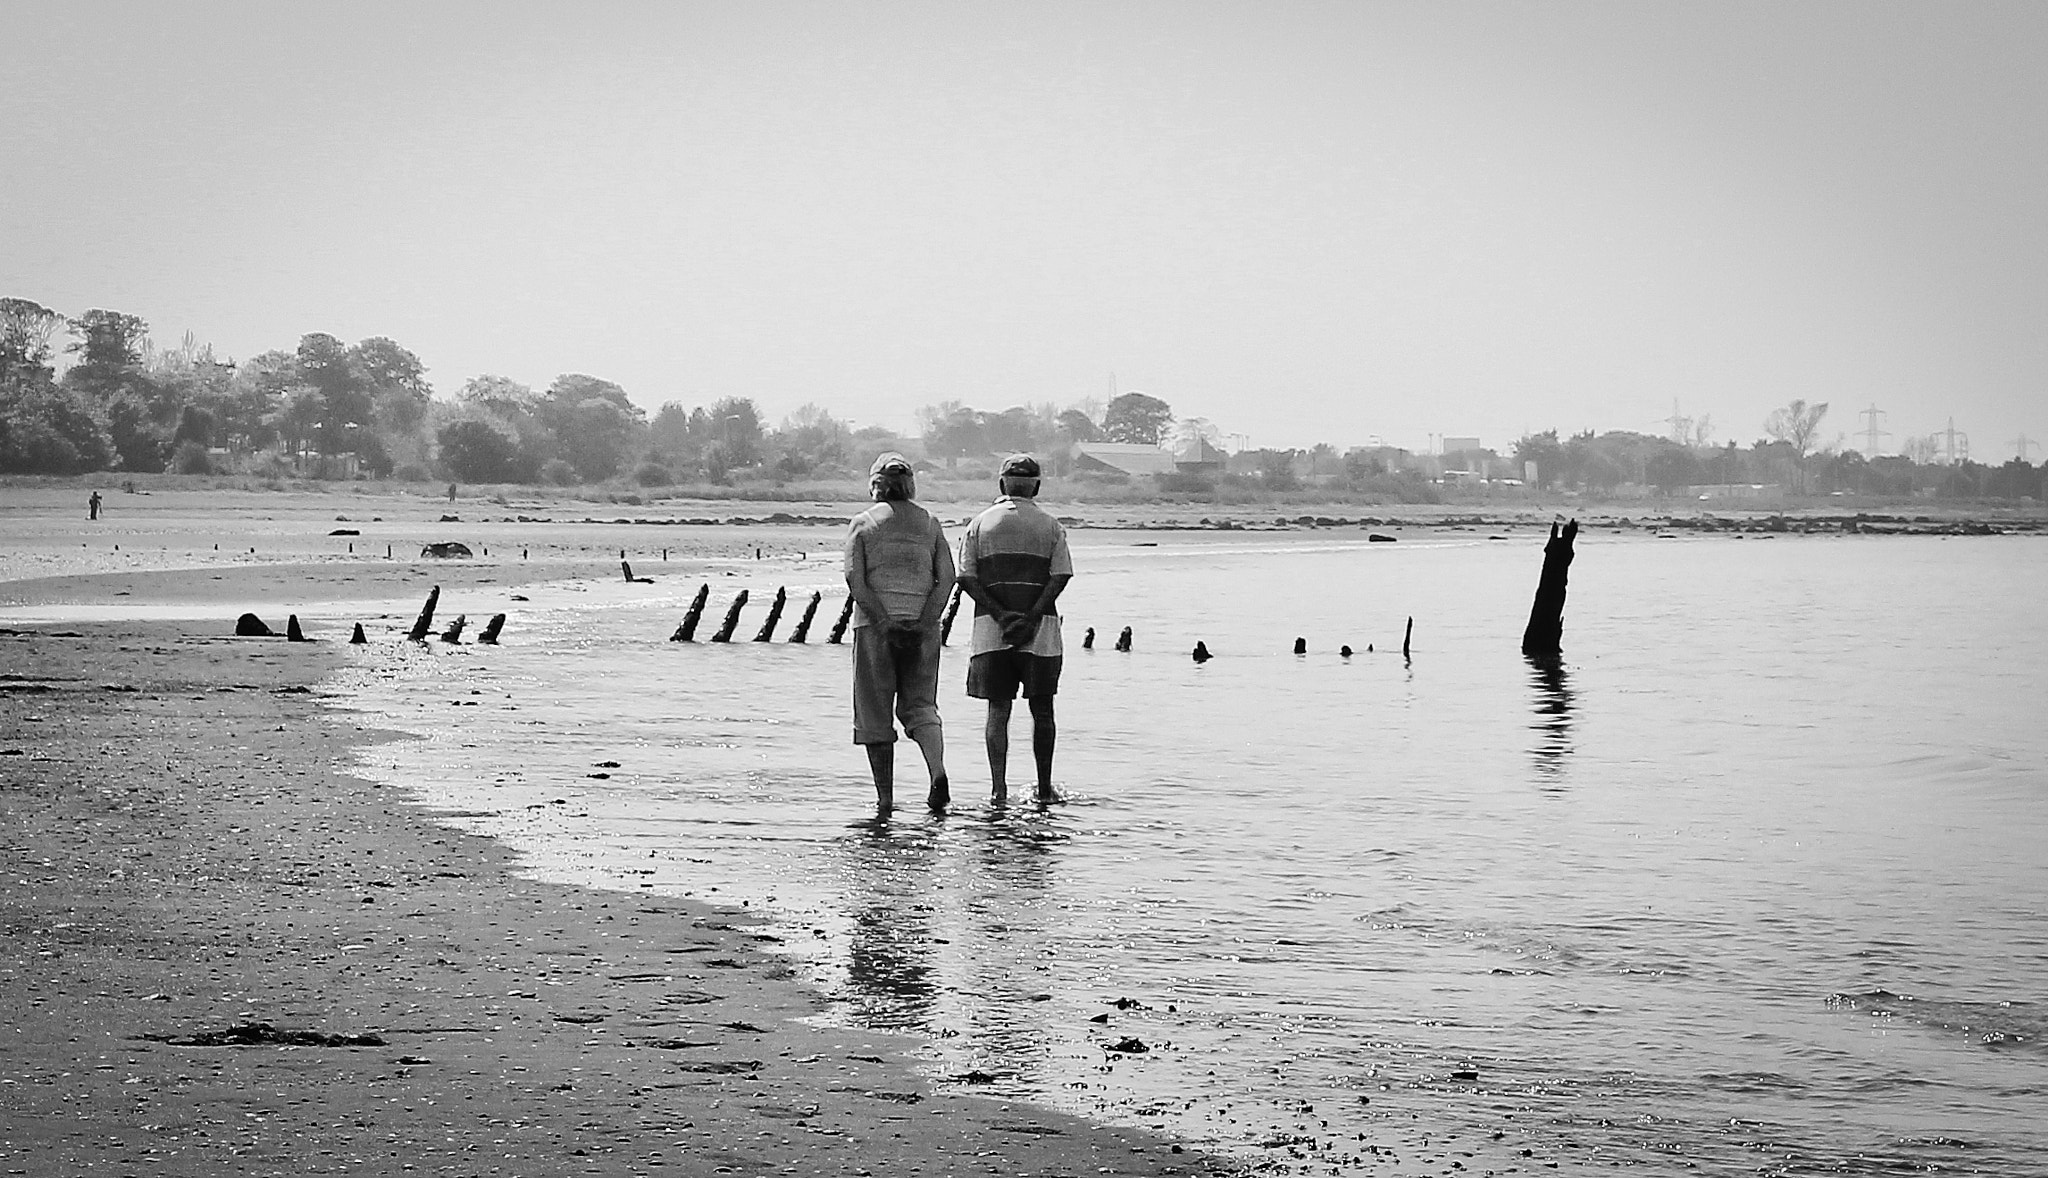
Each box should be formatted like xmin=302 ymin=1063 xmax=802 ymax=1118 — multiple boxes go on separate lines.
xmin=88 ymin=491 xmax=101 ymax=520
xmin=844 ymin=452 xmax=954 ymax=811
xmin=956 ymin=454 xmax=1073 ymax=804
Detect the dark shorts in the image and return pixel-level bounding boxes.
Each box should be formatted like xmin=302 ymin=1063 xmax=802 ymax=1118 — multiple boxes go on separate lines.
xmin=966 ymin=650 xmax=1062 ymax=701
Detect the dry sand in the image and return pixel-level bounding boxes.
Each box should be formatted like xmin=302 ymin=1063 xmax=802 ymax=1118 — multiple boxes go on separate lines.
xmin=1 ymin=486 xmax=1245 ymax=1177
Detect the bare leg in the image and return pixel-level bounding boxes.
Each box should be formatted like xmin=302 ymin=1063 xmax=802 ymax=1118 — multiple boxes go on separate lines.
xmin=1028 ymin=696 xmax=1057 ymax=799
xmin=906 ymin=723 xmax=948 ymax=809
xmin=984 ymin=698 xmax=1013 ymax=804
xmin=864 ymin=743 xmax=894 ymax=811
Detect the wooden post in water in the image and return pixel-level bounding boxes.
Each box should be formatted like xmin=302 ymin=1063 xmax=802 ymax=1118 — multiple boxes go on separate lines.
xmin=788 ymin=591 xmax=823 ymax=642
xmin=671 ymin=584 xmax=710 ymax=642
xmin=478 ymin=613 xmax=506 ymax=644
xmin=826 ymin=596 xmax=855 ymax=644
xmin=1402 ymin=617 xmax=1412 ymax=660
xmin=752 ymin=587 xmax=788 ymax=641
xmin=939 ymin=586 xmax=963 ymax=644
xmin=286 ymin=615 xmax=309 ymax=643
xmin=349 ymin=622 xmax=367 ymax=645
xmin=406 ymin=587 xmax=440 ymax=642
xmin=440 ymin=614 xmax=467 ymax=644
xmin=709 ymin=590 xmax=749 ymax=643
xmin=1521 ymin=519 xmax=1579 ymax=661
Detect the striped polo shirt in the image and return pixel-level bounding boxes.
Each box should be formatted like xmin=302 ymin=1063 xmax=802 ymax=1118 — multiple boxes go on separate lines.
xmin=957 ymin=496 xmax=1073 ymax=657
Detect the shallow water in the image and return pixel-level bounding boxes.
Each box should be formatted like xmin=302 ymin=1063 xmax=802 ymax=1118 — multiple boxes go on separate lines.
xmin=323 ymin=529 xmax=2047 ymax=1174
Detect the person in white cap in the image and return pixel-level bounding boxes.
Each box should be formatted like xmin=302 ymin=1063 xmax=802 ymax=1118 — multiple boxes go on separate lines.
xmin=843 ymin=452 xmax=954 ymax=811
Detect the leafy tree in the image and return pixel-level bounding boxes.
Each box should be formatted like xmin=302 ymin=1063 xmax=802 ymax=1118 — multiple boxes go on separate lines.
xmin=350 ymin=337 xmax=432 ymax=433
xmin=0 ymin=297 xmax=64 ymax=389
xmin=1645 ymin=446 xmax=1702 ymax=494
xmin=437 ymin=418 xmax=533 ymax=483
xmin=771 ymin=403 xmax=852 ymax=478
xmin=1103 ymin=392 xmax=1172 ymax=445
xmin=220 ymin=350 xmax=299 ymax=451
xmin=706 ymin=395 xmax=763 ymax=469
xmin=65 ymin=310 xmax=149 ymax=387
xmin=0 ymin=387 xmax=116 ymax=473
xmin=1056 ymin=407 xmax=1100 ymax=444
xmin=1254 ymin=448 xmax=1299 ymax=490
xmin=1513 ymin=430 xmax=1563 ymax=488
xmin=922 ymin=404 xmax=988 ymax=465
xmin=541 ymin=374 xmax=643 ymax=481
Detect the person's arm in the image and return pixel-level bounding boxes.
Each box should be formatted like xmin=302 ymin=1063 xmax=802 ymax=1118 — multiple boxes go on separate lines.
xmin=914 ymin=523 xmax=956 ymax=630
xmin=843 ymin=524 xmax=896 ymax=629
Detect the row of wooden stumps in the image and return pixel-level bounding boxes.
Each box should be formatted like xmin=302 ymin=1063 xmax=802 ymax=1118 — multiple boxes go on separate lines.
xmin=399 ymin=586 xmax=506 ymax=646
xmin=665 ymin=584 xmax=969 ymax=645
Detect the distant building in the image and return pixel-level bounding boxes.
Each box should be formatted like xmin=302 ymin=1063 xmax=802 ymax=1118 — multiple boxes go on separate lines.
xmin=1072 ymin=442 xmax=1180 ymax=477
xmin=1442 ymin=436 xmax=1482 ymax=455
xmin=1172 ymin=436 xmax=1228 ymax=473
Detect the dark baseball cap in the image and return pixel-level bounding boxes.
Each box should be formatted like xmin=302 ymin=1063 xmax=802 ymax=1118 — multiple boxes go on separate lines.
xmin=999 ymin=453 xmax=1041 ymax=478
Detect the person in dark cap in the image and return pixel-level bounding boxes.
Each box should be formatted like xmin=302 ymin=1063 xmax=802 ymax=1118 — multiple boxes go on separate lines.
xmin=844 ymin=452 xmax=954 ymax=811
xmin=955 ymin=453 xmax=1072 ymax=804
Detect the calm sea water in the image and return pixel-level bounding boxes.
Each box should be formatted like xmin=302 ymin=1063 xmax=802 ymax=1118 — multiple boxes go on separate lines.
xmin=331 ymin=528 xmax=2048 ymax=1175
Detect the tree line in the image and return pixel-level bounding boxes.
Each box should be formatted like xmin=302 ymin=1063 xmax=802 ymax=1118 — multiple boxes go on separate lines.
xmin=3 ymin=298 xmax=2039 ymax=500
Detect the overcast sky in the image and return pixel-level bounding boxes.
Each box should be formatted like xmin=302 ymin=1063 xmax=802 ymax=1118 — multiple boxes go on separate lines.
xmin=4 ymin=2 xmax=2044 ymax=457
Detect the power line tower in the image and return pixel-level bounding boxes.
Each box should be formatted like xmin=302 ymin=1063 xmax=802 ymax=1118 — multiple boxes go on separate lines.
xmin=1858 ymin=403 xmax=1890 ymax=456
xmin=1937 ymin=417 xmax=1970 ymax=465
xmin=2014 ymin=434 xmax=2040 ymax=462
xmin=1661 ymin=399 xmax=1691 ymax=445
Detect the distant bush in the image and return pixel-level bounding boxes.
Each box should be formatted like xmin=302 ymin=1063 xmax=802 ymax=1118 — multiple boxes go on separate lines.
xmin=540 ymin=458 xmax=577 ymax=486
xmin=392 ymin=462 xmax=432 ymax=483
xmin=633 ymin=461 xmax=672 ymax=487
xmin=168 ymin=442 xmax=215 ymax=475
xmin=1155 ymin=471 xmax=1214 ymax=495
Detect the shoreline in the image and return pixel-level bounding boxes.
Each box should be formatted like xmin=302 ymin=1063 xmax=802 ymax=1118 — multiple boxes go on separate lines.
xmin=0 ymin=622 xmax=1236 ymax=1177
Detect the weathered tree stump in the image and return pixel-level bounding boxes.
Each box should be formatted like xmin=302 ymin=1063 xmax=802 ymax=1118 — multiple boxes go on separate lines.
xmin=939 ymin=586 xmax=963 ymax=644
xmin=671 ymin=584 xmax=710 ymax=642
xmin=787 ymin=591 xmax=823 ymax=643
xmin=709 ymin=590 xmax=749 ymax=643
xmin=440 ymin=614 xmax=466 ymax=643
xmin=1521 ymin=519 xmax=1579 ymax=661
xmin=406 ymin=587 xmax=440 ymax=642
xmin=1292 ymin=637 xmax=1305 ymax=655
xmin=478 ymin=613 xmax=506 ymax=644
xmin=286 ymin=615 xmax=309 ymax=642
xmin=826 ymin=596 xmax=855 ymax=644
xmin=234 ymin=612 xmax=272 ymax=637
xmin=752 ymin=587 xmax=788 ymax=642
xmin=1402 ymin=617 xmax=1412 ymax=660
xmin=1082 ymin=626 xmax=1095 ymax=650
xmin=349 ymin=622 xmax=367 ymax=645
xmin=1115 ymin=626 xmax=1133 ymax=652
xmin=622 ymin=560 xmax=652 ymax=584
xmin=420 ymin=542 xmax=472 ymax=559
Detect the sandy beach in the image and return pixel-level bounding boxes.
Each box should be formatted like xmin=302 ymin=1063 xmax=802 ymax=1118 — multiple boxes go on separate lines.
xmin=0 ymin=486 xmax=1250 ymax=1178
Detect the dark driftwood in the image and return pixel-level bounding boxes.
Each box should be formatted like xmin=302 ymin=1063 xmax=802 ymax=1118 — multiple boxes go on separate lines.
xmin=939 ymin=587 xmax=963 ymax=644
xmin=622 ymin=560 xmax=652 ymax=584
xmin=788 ymin=591 xmax=823 ymax=643
xmin=752 ymin=587 xmax=788 ymax=642
xmin=826 ymin=596 xmax=854 ymax=644
xmin=440 ymin=614 xmax=466 ymax=644
xmin=1082 ymin=626 xmax=1095 ymax=650
xmin=478 ymin=613 xmax=506 ymax=644
xmin=1114 ymin=626 xmax=1132 ymax=652
xmin=234 ymin=613 xmax=272 ymax=637
xmin=1402 ymin=617 xmax=1412 ymax=660
xmin=671 ymin=584 xmax=710 ymax=642
xmin=1521 ymin=519 xmax=1579 ymax=660
xmin=349 ymin=622 xmax=367 ymax=645
xmin=406 ymin=588 xmax=440 ymax=642
xmin=286 ymin=615 xmax=309 ymax=642
xmin=710 ymin=590 xmax=749 ymax=643
xmin=420 ymin=542 xmax=472 ymax=559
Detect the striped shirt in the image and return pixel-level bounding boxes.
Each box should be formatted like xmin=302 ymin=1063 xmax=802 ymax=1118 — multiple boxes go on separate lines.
xmin=957 ymin=497 xmax=1073 ymax=657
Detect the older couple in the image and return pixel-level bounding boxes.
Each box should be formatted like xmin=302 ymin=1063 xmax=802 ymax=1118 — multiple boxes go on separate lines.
xmin=842 ymin=452 xmax=1072 ymax=812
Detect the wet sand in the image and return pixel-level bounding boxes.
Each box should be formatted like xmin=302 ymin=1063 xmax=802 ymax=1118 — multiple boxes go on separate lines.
xmin=0 ymin=486 xmax=1247 ymax=1176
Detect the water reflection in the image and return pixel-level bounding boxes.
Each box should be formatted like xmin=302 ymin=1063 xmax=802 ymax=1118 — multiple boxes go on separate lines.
xmin=830 ymin=808 xmax=1066 ymax=1084
xmin=839 ymin=817 xmax=942 ymax=1028
xmin=1526 ymin=656 xmax=1575 ymax=783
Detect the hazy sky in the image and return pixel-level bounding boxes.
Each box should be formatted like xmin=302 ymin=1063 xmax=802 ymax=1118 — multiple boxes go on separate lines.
xmin=5 ymin=2 xmax=2044 ymax=457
